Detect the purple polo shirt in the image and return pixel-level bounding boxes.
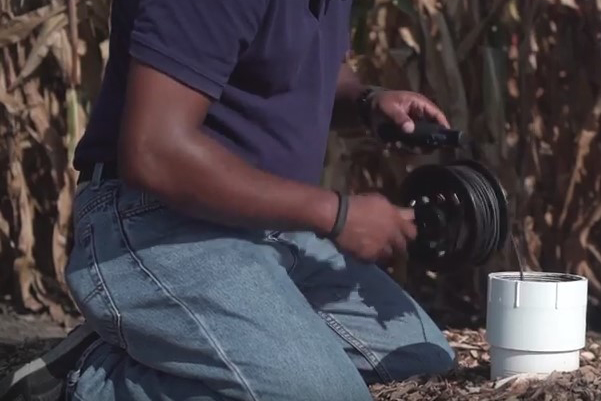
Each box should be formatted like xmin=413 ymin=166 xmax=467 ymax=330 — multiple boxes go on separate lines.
xmin=73 ymin=0 xmax=353 ymax=184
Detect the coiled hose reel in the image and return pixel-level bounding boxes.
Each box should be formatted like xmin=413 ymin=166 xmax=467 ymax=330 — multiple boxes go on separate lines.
xmin=377 ymin=121 xmax=510 ymax=267
xmin=398 ymin=160 xmax=509 ymax=267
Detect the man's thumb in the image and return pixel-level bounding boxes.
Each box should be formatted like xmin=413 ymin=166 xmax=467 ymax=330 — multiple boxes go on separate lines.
xmin=402 ymin=120 xmax=415 ymax=133
xmin=394 ymin=111 xmax=415 ymax=133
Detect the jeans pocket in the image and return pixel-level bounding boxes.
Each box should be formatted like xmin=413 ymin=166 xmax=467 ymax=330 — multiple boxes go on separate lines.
xmin=118 ymin=187 xmax=166 ymax=220
xmin=70 ymin=224 xmax=127 ymax=350
xmin=265 ymin=231 xmax=300 ymax=274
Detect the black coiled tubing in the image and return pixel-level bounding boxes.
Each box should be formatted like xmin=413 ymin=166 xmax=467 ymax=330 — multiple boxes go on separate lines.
xmin=447 ymin=165 xmax=502 ymax=265
xmin=398 ymin=160 xmax=508 ymax=267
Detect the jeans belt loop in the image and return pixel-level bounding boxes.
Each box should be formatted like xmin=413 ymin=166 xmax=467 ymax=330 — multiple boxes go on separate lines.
xmin=91 ymin=163 xmax=105 ymax=190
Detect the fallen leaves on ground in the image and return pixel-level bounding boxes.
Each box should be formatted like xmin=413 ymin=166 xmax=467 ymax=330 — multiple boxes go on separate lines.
xmin=370 ymin=329 xmax=601 ymax=401
xmin=1 ymin=323 xmax=600 ymax=400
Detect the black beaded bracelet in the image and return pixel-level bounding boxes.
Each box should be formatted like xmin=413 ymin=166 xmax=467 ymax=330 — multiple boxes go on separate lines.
xmin=329 ymin=191 xmax=349 ymax=239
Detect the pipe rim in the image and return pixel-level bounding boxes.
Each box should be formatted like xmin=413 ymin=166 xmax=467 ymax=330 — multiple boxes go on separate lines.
xmin=489 ymin=271 xmax=586 ymax=283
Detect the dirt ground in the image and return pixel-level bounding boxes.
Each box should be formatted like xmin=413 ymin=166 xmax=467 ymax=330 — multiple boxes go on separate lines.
xmin=370 ymin=329 xmax=601 ymax=401
xmin=1 ymin=300 xmax=600 ymax=401
xmin=0 ymin=300 xmax=77 ymax=380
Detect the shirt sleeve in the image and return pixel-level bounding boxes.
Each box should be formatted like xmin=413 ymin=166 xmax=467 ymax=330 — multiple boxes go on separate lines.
xmin=129 ymin=0 xmax=269 ymax=100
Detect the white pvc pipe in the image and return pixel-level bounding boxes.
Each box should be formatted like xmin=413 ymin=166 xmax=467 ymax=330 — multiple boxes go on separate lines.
xmin=486 ymin=272 xmax=588 ymax=380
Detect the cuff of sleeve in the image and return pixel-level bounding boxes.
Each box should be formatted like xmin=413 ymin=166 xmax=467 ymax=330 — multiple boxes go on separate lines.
xmin=129 ymin=36 xmax=225 ymax=100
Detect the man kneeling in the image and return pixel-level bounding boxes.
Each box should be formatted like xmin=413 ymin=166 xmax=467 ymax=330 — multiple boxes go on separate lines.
xmin=1 ymin=1 xmax=455 ymax=400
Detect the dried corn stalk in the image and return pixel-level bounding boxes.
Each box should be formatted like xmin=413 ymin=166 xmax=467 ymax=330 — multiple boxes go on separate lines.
xmin=2 ymin=0 xmax=601 ymax=326
xmin=0 ymin=0 xmax=109 ymax=324
xmin=326 ymin=0 xmax=601 ymax=319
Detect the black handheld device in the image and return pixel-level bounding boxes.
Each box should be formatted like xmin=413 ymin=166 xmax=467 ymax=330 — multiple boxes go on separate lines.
xmin=375 ymin=121 xmax=468 ymax=151
xmin=374 ymin=120 xmax=509 ymax=267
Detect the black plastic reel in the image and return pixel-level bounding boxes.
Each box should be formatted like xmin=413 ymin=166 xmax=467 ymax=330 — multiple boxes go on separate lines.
xmin=398 ymin=160 xmax=509 ymax=268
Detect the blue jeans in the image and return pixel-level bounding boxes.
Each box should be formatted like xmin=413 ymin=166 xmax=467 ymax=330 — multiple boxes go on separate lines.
xmin=64 ymin=171 xmax=454 ymax=401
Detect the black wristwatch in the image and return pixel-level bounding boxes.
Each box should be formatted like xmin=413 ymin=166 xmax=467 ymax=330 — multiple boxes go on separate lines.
xmin=356 ymin=86 xmax=382 ymax=127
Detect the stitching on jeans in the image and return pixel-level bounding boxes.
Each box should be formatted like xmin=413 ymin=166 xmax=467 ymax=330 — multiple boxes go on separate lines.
xmin=112 ymin=199 xmax=260 ymax=401
xmin=120 ymin=202 xmax=164 ymax=219
xmin=76 ymin=192 xmax=114 ymax=222
xmin=78 ymin=225 xmax=92 ymax=247
xmin=316 ymin=310 xmax=394 ymax=383
xmin=80 ymin=284 xmax=103 ymax=305
xmin=88 ymin=225 xmax=127 ymax=350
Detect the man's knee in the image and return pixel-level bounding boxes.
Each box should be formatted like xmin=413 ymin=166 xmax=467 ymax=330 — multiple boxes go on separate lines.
xmin=377 ymin=339 xmax=456 ymax=383
xmin=416 ymin=340 xmax=456 ymax=375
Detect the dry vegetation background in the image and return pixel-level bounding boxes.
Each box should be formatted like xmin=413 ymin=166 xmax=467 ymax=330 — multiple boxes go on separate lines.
xmin=1 ymin=0 xmax=601 ymax=329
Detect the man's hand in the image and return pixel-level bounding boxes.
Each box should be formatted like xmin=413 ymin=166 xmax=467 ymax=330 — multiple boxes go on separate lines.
xmin=334 ymin=193 xmax=417 ymax=263
xmin=371 ymin=90 xmax=450 ymax=133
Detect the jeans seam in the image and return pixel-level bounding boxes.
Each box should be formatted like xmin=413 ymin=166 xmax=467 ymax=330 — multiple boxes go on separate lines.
xmin=112 ymin=198 xmax=260 ymax=401
xmin=88 ymin=225 xmax=127 ymax=349
xmin=78 ymin=225 xmax=91 ymax=247
xmin=76 ymin=192 xmax=114 ymax=222
xmin=316 ymin=310 xmax=394 ymax=383
xmin=120 ymin=202 xmax=164 ymax=219
xmin=80 ymin=284 xmax=103 ymax=305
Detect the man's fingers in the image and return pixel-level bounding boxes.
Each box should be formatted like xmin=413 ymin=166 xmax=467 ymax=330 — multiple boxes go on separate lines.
xmin=392 ymin=98 xmax=449 ymax=131
xmin=398 ymin=211 xmax=417 ymax=240
xmin=391 ymin=231 xmax=407 ymax=255
xmin=378 ymin=244 xmax=394 ymax=263
xmin=399 ymin=208 xmax=417 ymax=239
xmin=399 ymin=208 xmax=415 ymax=221
xmin=420 ymin=101 xmax=450 ymax=128
xmin=391 ymin=104 xmax=415 ymax=133
xmin=400 ymin=93 xmax=449 ymax=128
xmin=403 ymin=221 xmax=417 ymax=240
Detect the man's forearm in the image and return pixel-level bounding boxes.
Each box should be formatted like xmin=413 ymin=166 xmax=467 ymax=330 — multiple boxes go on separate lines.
xmin=331 ymin=63 xmax=369 ymax=130
xmin=120 ymin=126 xmax=338 ymax=235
